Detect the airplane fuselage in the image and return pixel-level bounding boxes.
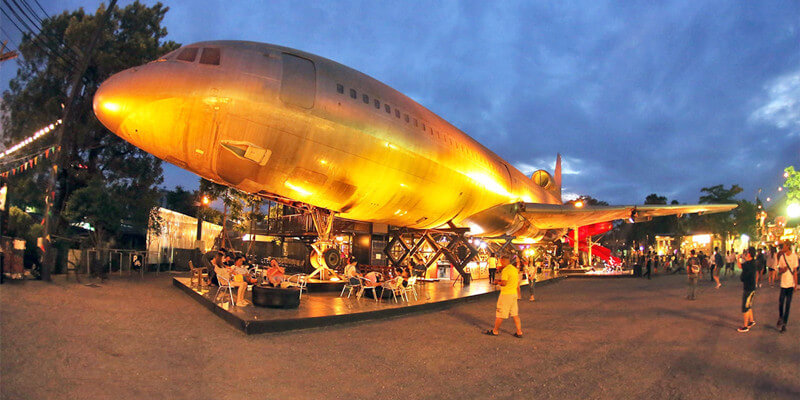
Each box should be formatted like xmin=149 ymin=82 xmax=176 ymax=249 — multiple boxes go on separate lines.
xmin=94 ymin=41 xmax=560 ymax=235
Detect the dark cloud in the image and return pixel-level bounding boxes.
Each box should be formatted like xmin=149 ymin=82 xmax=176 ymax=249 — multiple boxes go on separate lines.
xmin=5 ymin=0 xmax=798 ymax=205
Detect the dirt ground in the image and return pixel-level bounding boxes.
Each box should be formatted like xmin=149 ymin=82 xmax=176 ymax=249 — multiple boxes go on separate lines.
xmin=2 ymin=272 xmax=798 ymax=399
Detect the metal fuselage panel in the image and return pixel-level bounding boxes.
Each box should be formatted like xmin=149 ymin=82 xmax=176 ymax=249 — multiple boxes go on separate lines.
xmin=94 ymin=41 xmax=561 ymax=234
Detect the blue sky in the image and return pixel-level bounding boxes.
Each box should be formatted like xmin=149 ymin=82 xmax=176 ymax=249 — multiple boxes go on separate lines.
xmin=2 ymin=0 xmax=799 ymax=205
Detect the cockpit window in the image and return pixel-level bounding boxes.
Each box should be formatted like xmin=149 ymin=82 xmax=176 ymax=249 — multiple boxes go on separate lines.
xmin=200 ymin=48 xmax=220 ymax=65
xmin=158 ymin=49 xmax=180 ymax=60
xmin=176 ymin=48 xmax=198 ymax=62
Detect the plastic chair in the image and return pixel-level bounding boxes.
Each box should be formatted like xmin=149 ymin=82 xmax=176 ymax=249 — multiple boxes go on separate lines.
xmin=189 ymin=260 xmax=208 ymax=290
xmin=403 ymin=276 xmax=418 ymax=300
xmin=288 ymin=274 xmax=308 ymax=299
xmin=340 ymin=277 xmax=362 ymax=298
xmin=214 ymin=269 xmax=236 ymax=306
xmin=358 ymin=277 xmax=380 ymax=302
xmin=383 ymin=277 xmax=407 ymax=303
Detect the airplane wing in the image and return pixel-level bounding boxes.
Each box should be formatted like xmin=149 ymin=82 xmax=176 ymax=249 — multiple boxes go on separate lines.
xmin=518 ymin=203 xmax=737 ymax=230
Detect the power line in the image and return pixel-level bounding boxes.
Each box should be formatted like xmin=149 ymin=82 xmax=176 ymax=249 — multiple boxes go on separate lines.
xmin=2 ymin=0 xmax=80 ymax=65
xmin=17 ymin=0 xmax=84 ymax=60
xmin=0 ymin=5 xmax=79 ymax=71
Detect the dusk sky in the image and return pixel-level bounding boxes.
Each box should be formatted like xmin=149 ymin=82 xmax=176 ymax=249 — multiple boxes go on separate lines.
xmin=2 ymin=1 xmax=798 ymax=205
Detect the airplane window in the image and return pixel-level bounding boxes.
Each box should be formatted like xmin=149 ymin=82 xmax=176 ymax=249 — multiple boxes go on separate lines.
xmin=385 ymin=104 xmax=391 ymax=113
xmin=374 ymin=99 xmax=380 ymax=109
xmin=350 ymin=89 xmax=357 ymax=99
xmin=405 ymin=114 xmax=410 ymax=123
xmin=337 ymin=84 xmax=344 ymax=94
xmin=395 ymin=109 xmax=400 ymax=118
xmin=413 ymin=118 xmax=418 ymax=127
xmin=362 ymin=94 xmax=369 ymax=104
xmin=199 ymin=48 xmax=220 ymax=65
xmin=176 ymin=47 xmax=198 ymax=62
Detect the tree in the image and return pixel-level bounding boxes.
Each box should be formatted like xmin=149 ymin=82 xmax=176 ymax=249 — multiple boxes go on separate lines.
xmin=62 ymin=179 xmax=122 ymax=246
xmin=566 ymin=195 xmax=608 ymax=206
xmin=733 ymin=199 xmax=758 ymax=239
xmin=164 ymin=186 xmax=197 ymax=216
xmin=784 ymin=166 xmax=799 ymax=203
xmin=1 ymin=2 xmax=179 ymax=252
xmin=698 ymin=184 xmax=743 ymax=249
xmin=199 ymin=178 xmax=247 ymax=249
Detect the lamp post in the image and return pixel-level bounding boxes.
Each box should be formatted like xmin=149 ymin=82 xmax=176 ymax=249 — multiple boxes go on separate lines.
xmin=196 ymin=195 xmax=210 ymax=243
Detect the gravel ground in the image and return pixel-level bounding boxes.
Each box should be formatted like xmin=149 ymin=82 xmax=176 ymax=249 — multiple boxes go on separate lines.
xmin=2 ymin=272 xmax=799 ymax=400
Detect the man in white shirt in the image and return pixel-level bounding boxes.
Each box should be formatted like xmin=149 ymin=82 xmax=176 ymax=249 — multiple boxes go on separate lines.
xmin=776 ymin=241 xmax=799 ymax=333
xmin=725 ymin=250 xmax=736 ymax=277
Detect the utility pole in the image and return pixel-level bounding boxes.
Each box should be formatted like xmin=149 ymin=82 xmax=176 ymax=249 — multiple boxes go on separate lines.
xmin=41 ymin=0 xmax=117 ymax=281
xmin=0 ymin=41 xmax=18 ymax=62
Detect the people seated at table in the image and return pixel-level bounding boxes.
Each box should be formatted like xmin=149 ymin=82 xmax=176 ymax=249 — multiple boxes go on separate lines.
xmin=395 ymin=267 xmax=410 ymax=287
xmin=214 ymin=254 xmax=249 ymax=306
xmin=364 ymin=271 xmax=383 ymax=286
xmin=344 ymin=256 xmax=360 ymax=279
xmin=232 ymin=255 xmax=257 ymax=284
xmin=265 ymin=258 xmax=288 ymax=287
xmin=203 ymin=248 xmax=227 ymax=286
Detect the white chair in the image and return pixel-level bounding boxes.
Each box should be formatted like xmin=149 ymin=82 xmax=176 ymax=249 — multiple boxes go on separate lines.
xmin=357 ymin=277 xmax=380 ymax=302
xmin=214 ymin=270 xmax=236 ymax=306
xmin=288 ymin=274 xmax=309 ymax=299
xmin=383 ymin=277 xmax=407 ymax=303
xmin=340 ymin=277 xmax=362 ymax=298
xmin=403 ymin=276 xmax=418 ymax=300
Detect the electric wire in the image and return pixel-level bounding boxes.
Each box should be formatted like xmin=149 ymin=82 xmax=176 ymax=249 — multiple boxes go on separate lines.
xmin=0 ymin=5 xmax=78 ymax=72
xmin=2 ymin=0 xmax=81 ymax=66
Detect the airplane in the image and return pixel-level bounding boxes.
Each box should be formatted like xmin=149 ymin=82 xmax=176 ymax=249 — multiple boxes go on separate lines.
xmin=93 ymin=40 xmax=736 ymax=273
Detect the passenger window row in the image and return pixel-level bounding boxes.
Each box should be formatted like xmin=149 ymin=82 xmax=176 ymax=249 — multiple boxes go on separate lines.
xmin=335 ymin=82 xmax=484 ymax=162
xmin=176 ymin=47 xmax=221 ymax=65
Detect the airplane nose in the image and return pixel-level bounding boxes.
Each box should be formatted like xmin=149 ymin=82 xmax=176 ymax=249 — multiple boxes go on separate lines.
xmin=93 ymin=69 xmax=142 ymax=135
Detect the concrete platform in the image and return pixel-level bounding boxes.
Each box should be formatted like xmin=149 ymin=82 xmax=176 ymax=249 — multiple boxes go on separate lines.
xmin=174 ymin=275 xmax=565 ymax=334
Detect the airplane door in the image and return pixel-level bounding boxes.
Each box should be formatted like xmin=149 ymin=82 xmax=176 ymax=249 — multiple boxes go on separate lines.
xmin=280 ymin=53 xmax=316 ymax=109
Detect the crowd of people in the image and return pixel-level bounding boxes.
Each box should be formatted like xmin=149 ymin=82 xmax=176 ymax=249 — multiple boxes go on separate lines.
xmin=677 ymin=241 xmax=798 ymax=333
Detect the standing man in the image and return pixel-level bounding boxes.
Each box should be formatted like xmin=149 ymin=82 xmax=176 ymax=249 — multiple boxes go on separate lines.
xmin=485 ymin=255 xmax=523 ymax=338
xmin=725 ymin=250 xmax=735 ymax=277
xmin=777 ymin=241 xmax=799 ymax=333
xmin=737 ymin=247 xmax=757 ymax=332
xmin=687 ymin=250 xmax=701 ymax=300
xmin=487 ymin=253 xmax=497 ymax=285
xmin=712 ymin=247 xmax=723 ymax=289
xmin=643 ymin=252 xmax=652 ymax=280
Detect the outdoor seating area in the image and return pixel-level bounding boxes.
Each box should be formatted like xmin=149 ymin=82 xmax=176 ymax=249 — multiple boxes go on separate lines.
xmin=173 ymin=272 xmax=565 ymax=334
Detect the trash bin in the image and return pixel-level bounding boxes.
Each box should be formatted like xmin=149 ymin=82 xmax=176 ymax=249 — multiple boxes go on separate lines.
xmin=633 ymin=264 xmax=642 ymax=277
xmin=462 ymin=274 xmax=471 ymax=285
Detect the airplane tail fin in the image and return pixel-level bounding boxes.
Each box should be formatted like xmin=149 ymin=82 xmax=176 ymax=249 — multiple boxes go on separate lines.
xmin=554 ymin=153 xmax=562 ymax=202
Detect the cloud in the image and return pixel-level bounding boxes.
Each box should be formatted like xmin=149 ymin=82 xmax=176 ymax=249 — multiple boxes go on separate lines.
xmin=750 ymin=70 xmax=800 ymax=136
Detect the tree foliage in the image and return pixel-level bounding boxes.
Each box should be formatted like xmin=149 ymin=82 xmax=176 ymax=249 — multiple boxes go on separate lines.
xmin=698 ymin=184 xmax=742 ymax=241
xmin=785 ymin=166 xmax=799 ymax=203
xmin=1 ymin=2 xmax=179 ymax=246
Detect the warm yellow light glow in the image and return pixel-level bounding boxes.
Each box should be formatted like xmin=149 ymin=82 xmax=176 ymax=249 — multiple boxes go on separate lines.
xmin=465 ymin=172 xmax=511 ymax=197
xmin=319 ymin=159 xmax=328 ymax=165
xmin=201 ymin=195 xmax=210 ymax=205
xmin=385 ymin=142 xmax=397 ymax=149
xmin=102 ymin=102 xmax=121 ymax=113
xmin=574 ymin=201 xmax=584 ymax=208
xmin=284 ymin=181 xmax=312 ymax=196
xmin=692 ymin=234 xmax=711 ymax=244
xmin=788 ymin=203 xmax=800 ymax=219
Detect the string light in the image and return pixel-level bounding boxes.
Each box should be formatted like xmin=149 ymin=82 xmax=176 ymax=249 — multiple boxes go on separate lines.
xmin=0 ymin=146 xmax=60 ymax=178
xmin=0 ymin=120 xmax=62 ymax=159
